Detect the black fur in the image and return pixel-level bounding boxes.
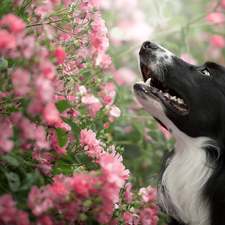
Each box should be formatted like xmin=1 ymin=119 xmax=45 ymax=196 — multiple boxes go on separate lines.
xmin=135 ymin=41 xmax=225 ymax=224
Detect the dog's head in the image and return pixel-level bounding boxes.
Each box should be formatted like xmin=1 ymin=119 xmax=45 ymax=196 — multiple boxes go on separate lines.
xmin=133 ymin=41 xmax=225 ymax=144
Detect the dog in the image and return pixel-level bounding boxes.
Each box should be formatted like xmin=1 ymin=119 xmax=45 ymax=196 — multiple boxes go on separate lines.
xmin=133 ymin=41 xmax=225 ymax=225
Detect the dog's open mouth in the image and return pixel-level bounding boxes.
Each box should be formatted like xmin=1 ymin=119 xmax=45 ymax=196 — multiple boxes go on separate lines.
xmin=140 ymin=64 xmax=188 ymax=113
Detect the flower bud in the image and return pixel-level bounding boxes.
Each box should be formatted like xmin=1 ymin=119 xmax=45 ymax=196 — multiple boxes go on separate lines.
xmin=56 ymin=64 xmax=63 ymax=70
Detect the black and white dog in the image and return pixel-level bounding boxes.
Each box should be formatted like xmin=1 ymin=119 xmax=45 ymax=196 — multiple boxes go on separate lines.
xmin=133 ymin=41 xmax=225 ymax=225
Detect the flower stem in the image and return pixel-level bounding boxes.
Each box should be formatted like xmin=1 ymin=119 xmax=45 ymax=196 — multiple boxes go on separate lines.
xmin=0 ymin=97 xmax=23 ymax=104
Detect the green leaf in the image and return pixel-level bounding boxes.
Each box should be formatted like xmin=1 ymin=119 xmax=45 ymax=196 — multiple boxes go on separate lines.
xmin=1 ymin=155 xmax=19 ymax=166
xmin=163 ymin=7 xmax=172 ymax=18
xmin=0 ymin=56 xmax=8 ymax=71
xmin=56 ymin=100 xmax=72 ymax=113
xmin=33 ymin=169 xmax=44 ymax=187
xmin=5 ymin=172 xmax=20 ymax=192
xmin=123 ymin=145 xmax=141 ymax=158
xmin=148 ymin=130 xmax=160 ymax=141
xmin=131 ymin=121 xmax=144 ymax=136
xmin=168 ymin=18 xmax=183 ymax=25
xmin=19 ymin=173 xmax=34 ymax=191
xmin=56 ymin=127 xmax=67 ymax=147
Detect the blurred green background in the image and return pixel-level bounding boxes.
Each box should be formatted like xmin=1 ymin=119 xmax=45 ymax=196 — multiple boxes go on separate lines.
xmin=100 ymin=0 xmax=225 ymax=188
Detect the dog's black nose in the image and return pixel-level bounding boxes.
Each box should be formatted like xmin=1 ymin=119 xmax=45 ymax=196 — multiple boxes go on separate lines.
xmin=142 ymin=41 xmax=158 ymax=50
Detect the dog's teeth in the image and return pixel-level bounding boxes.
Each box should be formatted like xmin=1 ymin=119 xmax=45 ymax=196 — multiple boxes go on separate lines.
xmin=171 ymin=96 xmax=177 ymax=100
xmin=145 ymin=78 xmax=151 ymax=86
xmin=178 ymin=98 xmax=184 ymax=104
xmin=164 ymin=93 xmax=170 ymax=98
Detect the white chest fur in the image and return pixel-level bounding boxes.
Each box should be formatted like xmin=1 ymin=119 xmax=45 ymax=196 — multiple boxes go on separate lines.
xmin=157 ymin=136 xmax=215 ymax=225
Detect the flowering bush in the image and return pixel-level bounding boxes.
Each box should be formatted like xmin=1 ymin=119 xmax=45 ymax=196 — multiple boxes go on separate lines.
xmin=0 ymin=0 xmax=159 ymax=224
xmin=0 ymin=0 xmax=224 ymax=224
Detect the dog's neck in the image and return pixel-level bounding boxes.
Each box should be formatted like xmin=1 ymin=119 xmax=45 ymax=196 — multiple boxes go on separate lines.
xmin=158 ymin=133 xmax=215 ymax=225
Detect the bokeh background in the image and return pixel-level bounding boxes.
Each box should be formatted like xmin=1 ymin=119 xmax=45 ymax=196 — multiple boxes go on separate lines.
xmin=100 ymin=0 xmax=225 ymax=188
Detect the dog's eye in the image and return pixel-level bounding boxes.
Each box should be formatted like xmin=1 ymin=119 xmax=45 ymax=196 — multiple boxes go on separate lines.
xmin=200 ymin=69 xmax=210 ymax=76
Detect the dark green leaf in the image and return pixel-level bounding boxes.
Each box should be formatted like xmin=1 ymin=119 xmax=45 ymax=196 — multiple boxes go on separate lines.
xmin=56 ymin=100 xmax=72 ymax=113
xmin=56 ymin=127 xmax=67 ymax=147
xmin=19 ymin=173 xmax=34 ymax=191
xmin=33 ymin=169 xmax=44 ymax=187
xmin=2 ymin=155 xmax=19 ymax=166
xmin=5 ymin=172 xmax=20 ymax=192
xmin=123 ymin=145 xmax=141 ymax=158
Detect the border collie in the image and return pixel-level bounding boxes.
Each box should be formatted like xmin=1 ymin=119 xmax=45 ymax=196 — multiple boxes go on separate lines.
xmin=133 ymin=41 xmax=225 ymax=225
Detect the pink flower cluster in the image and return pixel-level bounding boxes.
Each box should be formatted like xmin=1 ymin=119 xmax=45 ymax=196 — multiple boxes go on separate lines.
xmin=0 ymin=14 xmax=34 ymax=59
xmin=27 ymin=152 xmax=129 ymax=224
xmin=0 ymin=116 xmax=14 ymax=154
xmin=80 ymin=128 xmax=102 ymax=158
xmin=0 ymin=194 xmax=30 ymax=225
xmin=109 ymin=184 xmax=159 ymax=225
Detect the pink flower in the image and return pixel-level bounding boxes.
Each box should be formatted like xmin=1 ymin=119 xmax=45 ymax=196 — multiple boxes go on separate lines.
xmin=11 ymin=68 xmax=30 ymax=96
xmin=42 ymin=102 xmax=61 ymax=125
xmin=180 ymin=53 xmax=197 ymax=65
xmin=28 ymin=186 xmax=53 ymax=216
xmin=205 ymin=12 xmax=224 ymax=26
xmin=34 ymin=126 xmax=50 ymax=150
xmin=104 ymin=122 xmax=109 ymax=129
xmin=41 ymin=61 xmax=57 ymax=80
xmin=21 ymin=36 xmax=35 ymax=59
xmin=98 ymin=153 xmax=129 ymax=189
xmin=27 ymin=99 xmax=43 ymax=117
xmin=122 ymin=211 xmax=133 ymax=224
xmin=32 ymin=151 xmax=54 ymax=177
xmin=84 ymin=0 xmax=102 ymax=10
xmin=107 ymin=105 xmax=121 ymax=122
xmin=139 ymin=187 xmax=157 ymax=202
xmin=89 ymin=12 xmax=109 ymax=51
xmin=124 ymin=126 xmax=134 ymax=133
xmin=210 ymin=35 xmax=225 ymax=48
xmin=67 ymin=173 xmax=95 ymax=196
xmin=18 ymin=117 xmax=35 ymax=141
xmin=54 ymin=46 xmax=66 ymax=64
xmin=16 ymin=209 xmax=30 ymax=225
xmin=36 ymin=215 xmax=53 ymax=225
xmin=98 ymin=82 xmax=115 ymax=105
xmin=0 ymin=194 xmax=17 ymax=223
xmin=158 ymin=124 xmax=171 ymax=140
xmin=0 ymin=13 xmax=26 ymax=34
xmin=80 ymin=129 xmax=101 ymax=158
xmin=70 ymin=108 xmax=81 ymax=119
xmin=35 ymin=76 xmax=54 ymax=102
xmin=222 ymin=0 xmax=225 ymax=9
xmin=48 ymin=175 xmax=70 ymax=198
xmin=0 ymin=29 xmax=17 ymax=57
xmin=82 ymin=94 xmax=103 ymax=118
xmin=125 ymin=183 xmax=132 ymax=203
xmin=110 ymin=67 xmax=137 ymax=86
xmin=94 ymin=51 xmax=112 ymax=70
xmin=0 ymin=117 xmax=14 ymax=154
xmin=140 ymin=208 xmax=159 ymax=225
xmin=139 ymin=187 xmax=150 ymax=202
